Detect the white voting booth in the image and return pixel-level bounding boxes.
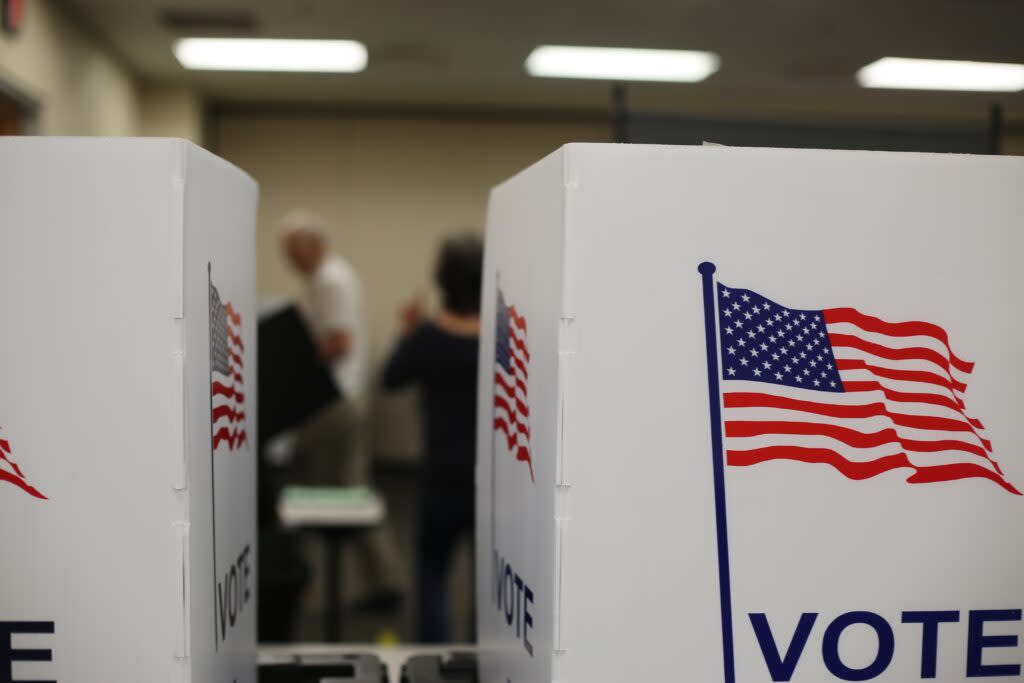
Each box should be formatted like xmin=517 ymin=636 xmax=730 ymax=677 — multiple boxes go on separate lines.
xmin=477 ymin=144 xmax=1024 ymax=683
xmin=0 ymin=138 xmax=258 ymax=683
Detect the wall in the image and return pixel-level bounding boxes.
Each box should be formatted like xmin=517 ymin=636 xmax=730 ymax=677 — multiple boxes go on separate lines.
xmin=1004 ymin=132 xmax=1024 ymax=155
xmin=138 ymin=85 xmax=203 ymax=143
xmin=0 ymin=1 xmax=138 ymax=135
xmin=212 ymin=112 xmax=611 ymax=455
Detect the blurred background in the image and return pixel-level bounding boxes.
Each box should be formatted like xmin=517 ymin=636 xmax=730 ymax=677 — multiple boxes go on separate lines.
xmin=2 ymin=0 xmax=1022 ymax=647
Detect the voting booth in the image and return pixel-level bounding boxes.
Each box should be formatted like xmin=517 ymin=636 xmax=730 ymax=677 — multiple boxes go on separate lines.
xmin=0 ymin=138 xmax=258 ymax=682
xmin=477 ymin=144 xmax=1024 ymax=683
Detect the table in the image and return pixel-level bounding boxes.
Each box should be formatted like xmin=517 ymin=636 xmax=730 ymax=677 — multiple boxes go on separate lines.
xmin=277 ymin=486 xmax=386 ymax=641
xmin=259 ymin=644 xmax=476 ymax=682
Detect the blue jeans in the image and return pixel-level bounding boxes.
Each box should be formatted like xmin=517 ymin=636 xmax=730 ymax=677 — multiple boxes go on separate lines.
xmin=417 ymin=487 xmax=475 ymax=642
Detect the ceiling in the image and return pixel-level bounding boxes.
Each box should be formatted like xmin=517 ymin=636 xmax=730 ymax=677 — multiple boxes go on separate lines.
xmin=65 ymin=0 xmax=1024 ymax=123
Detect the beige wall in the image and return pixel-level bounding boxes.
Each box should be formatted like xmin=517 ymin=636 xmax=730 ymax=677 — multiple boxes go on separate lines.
xmin=139 ymin=85 xmax=203 ymax=143
xmin=0 ymin=0 xmax=138 ymax=135
xmin=213 ymin=112 xmax=610 ymax=454
xmin=1004 ymin=132 xmax=1024 ymax=156
xmin=214 ymin=113 xmax=609 ymax=350
xmin=0 ymin=2 xmax=203 ymax=141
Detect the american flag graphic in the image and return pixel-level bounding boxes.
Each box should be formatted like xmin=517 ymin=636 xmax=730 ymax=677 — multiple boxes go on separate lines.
xmin=0 ymin=430 xmax=45 ymax=499
xmin=713 ymin=280 xmax=1019 ymax=495
xmin=210 ymin=281 xmax=247 ymax=452
xmin=494 ymin=288 xmax=534 ymax=481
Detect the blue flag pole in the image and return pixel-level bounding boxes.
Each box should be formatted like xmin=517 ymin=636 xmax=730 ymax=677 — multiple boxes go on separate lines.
xmin=698 ymin=261 xmax=735 ymax=683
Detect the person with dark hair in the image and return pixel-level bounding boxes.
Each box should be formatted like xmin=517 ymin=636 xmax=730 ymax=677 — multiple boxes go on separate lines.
xmin=381 ymin=232 xmax=483 ymax=642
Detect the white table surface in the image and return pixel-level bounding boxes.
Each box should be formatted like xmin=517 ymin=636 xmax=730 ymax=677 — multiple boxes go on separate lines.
xmin=277 ymin=487 xmax=386 ymax=529
xmin=258 ymin=643 xmax=476 ymax=678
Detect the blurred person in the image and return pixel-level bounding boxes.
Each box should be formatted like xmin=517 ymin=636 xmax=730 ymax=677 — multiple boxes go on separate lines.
xmin=281 ymin=210 xmax=403 ymax=611
xmin=381 ymin=233 xmax=483 ymax=642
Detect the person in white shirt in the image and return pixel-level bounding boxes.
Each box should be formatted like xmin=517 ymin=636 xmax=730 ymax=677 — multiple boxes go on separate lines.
xmin=281 ymin=210 xmax=403 ymax=612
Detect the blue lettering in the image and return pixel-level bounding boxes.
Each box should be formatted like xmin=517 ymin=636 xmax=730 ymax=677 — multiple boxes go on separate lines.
xmin=524 ymin=586 xmax=534 ymax=656
xmin=503 ymin=564 xmax=514 ymax=626
xmin=902 ymin=610 xmax=959 ymax=678
xmin=492 ymin=547 xmax=536 ymax=658
xmin=0 ymin=621 xmax=54 ymax=683
xmin=822 ymin=611 xmax=894 ymax=681
xmin=750 ymin=612 xmax=817 ymax=681
xmin=514 ymin=574 xmax=524 ymax=636
xmin=967 ymin=609 xmax=1021 ymax=677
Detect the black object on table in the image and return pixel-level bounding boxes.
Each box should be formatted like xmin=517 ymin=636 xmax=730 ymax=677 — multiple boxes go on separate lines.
xmin=258 ymin=303 xmax=340 ymax=447
xmin=400 ymin=653 xmax=478 ymax=683
xmin=260 ymin=653 xmax=387 ymax=683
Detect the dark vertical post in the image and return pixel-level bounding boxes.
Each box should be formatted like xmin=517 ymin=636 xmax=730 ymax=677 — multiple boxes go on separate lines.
xmin=698 ymin=261 xmax=734 ymax=683
xmin=989 ymin=103 xmax=1004 ymax=155
xmin=208 ymin=262 xmax=219 ymax=651
xmin=612 ymin=84 xmax=628 ymax=143
xmin=324 ymin=531 xmax=342 ymax=641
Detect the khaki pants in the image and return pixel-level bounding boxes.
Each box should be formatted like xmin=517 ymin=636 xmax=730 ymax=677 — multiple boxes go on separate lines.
xmin=292 ymin=398 xmax=403 ymax=599
xmin=292 ymin=399 xmax=366 ymax=486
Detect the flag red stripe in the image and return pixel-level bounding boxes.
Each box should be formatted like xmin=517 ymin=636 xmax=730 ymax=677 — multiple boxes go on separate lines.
xmin=907 ymin=462 xmax=1021 ymax=495
xmin=724 ymin=392 xmax=991 ymax=451
xmin=227 ymin=328 xmax=244 ymax=352
xmin=509 ymin=352 xmax=528 ymax=380
xmin=494 ymin=417 xmax=527 ymax=450
xmin=842 ymin=381 xmax=981 ymax=428
xmin=494 ymin=371 xmax=527 ymax=400
xmin=225 ymin=303 xmax=242 ymax=327
xmin=212 ymin=381 xmax=244 ymax=403
xmin=229 ymin=349 xmax=244 ymax=369
xmin=493 ymin=405 xmax=532 ymax=438
xmin=494 ymin=374 xmax=529 ymax=415
xmin=824 ymin=308 xmax=973 ymax=374
xmin=232 ymin=369 xmax=244 ymax=383
xmin=0 ymin=468 xmax=46 ymax=499
xmin=726 ymin=420 xmax=991 ymax=461
xmin=213 ymin=426 xmax=248 ymax=450
xmin=494 ymin=418 xmax=535 ymax=482
xmin=508 ymin=305 xmax=527 ymax=334
xmin=0 ymin=438 xmax=10 ymax=454
xmin=727 ymin=446 xmax=1018 ymax=494
xmin=0 ymin=448 xmax=25 ymax=479
xmin=836 ymin=358 xmax=967 ymax=394
xmin=212 ymin=405 xmax=246 ymax=423
xmin=497 ymin=370 xmax=524 ymax=397
xmin=493 ymin=395 xmax=532 ymax=432
xmin=829 ymin=332 xmax=966 ymax=383
xmin=510 ymin=332 xmax=531 ymax=363
xmin=516 ymin=446 xmax=535 ymax=482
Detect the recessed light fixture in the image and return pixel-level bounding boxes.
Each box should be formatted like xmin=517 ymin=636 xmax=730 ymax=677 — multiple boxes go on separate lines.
xmin=173 ymin=38 xmax=367 ymax=73
xmin=857 ymin=57 xmax=1024 ymax=92
xmin=525 ymin=45 xmax=719 ymax=83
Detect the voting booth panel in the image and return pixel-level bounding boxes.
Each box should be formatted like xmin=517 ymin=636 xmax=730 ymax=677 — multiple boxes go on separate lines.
xmin=0 ymin=138 xmax=258 ymax=683
xmin=477 ymin=143 xmax=1024 ymax=683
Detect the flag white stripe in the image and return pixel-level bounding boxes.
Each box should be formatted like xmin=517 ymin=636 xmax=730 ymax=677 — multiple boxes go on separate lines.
xmin=725 ymin=406 xmax=989 ymax=452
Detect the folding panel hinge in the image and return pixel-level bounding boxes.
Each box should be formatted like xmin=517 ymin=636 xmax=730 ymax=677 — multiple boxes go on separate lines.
xmin=172 ymin=521 xmax=191 ymax=660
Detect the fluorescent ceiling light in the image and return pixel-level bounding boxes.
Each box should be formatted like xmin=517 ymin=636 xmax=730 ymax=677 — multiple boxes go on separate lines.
xmin=857 ymin=57 xmax=1024 ymax=92
xmin=173 ymin=38 xmax=367 ymax=72
xmin=525 ymin=45 xmax=719 ymax=83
